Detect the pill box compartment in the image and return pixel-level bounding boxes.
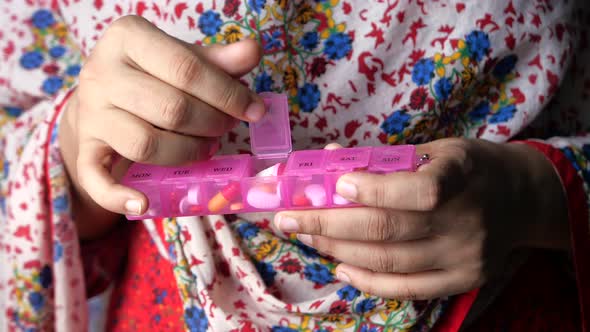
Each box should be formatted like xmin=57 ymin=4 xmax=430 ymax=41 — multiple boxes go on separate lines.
xmin=201 ymin=155 xmax=253 ymax=214
xmin=160 ymin=164 xmax=206 ymax=217
xmin=324 ymin=147 xmax=372 ymax=207
xmin=282 ymin=150 xmax=330 ymax=208
xmin=368 ymin=145 xmax=417 ymax=173
xmin=121 ymin=163 xmax=168 ymax=220
xmin=290 ymin=174 xmax=332 ymax=208
xmin=242 ymin=175 xmax=287 ymax=211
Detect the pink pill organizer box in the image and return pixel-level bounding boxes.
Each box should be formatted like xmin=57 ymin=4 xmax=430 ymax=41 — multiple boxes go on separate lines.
xmin=122 ymin=92 xmax=421 ymax=220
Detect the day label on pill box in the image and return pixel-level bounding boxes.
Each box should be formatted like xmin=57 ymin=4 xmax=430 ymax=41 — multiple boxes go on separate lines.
xmin=204 ymin=155 xmax=251 ymax=179
xmin=368 ymin=145 xmax=416 ymax=172
xmin=123 ymin=164 xmax=167 ymax=184
xmin=162 ymin=166 xmax=202 ymax=182
xmin=130 ymin=171 xmax=153 ymax=179
xmin=326 ymin=147 xmax=371 ymax=171
xmin=284 ymin=150 xmax=327 ymax=175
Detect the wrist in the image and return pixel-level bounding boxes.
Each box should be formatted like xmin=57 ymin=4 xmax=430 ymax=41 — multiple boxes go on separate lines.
xmin=507 ymin=142 xmax=570 ymax=251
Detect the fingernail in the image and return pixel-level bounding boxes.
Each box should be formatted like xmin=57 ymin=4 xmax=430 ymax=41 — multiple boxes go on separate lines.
xmin=276 ymin=216 xmax=299 ymax=233
xmin=245 ymin=101 xmax=265 ymax=122
xmin=336 ymin=176 xmax=358 ymax=200
xmin=336 ymin=270 xmax=351 ymax=283
xmin=297 ymin=234 xmax=312 ymax=246
xmin=125 ymin=199 xmax=142 ymax=215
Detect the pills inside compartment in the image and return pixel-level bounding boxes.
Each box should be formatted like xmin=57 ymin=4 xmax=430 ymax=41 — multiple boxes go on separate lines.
xmin=138 ymin=187 xmax=165 ymax=218
xmin=160 ymin=164 xmax=207 ymax=217
xmin=163 ymin=183 xmax=204 ymax=216
xmin=201 ymin=155 xmax=253 ymax=214
xmin=121 ymin=164 xmax=168 ymax=219
xmin=290 ymin=174 xmax=330 ymax=208
xmin=243 ymin=176 xmax=284 ymax=210
xmin=326 ymin=173 xmax=354 ymax=207
xmin=205 ymin=180 xmax=244 ymax=214
xmin=324 ymin=148 xmax=371 ymax=207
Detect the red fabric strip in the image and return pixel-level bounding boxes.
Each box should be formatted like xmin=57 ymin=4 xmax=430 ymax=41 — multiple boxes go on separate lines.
xmin=431 ymin=290 xmax=479 ymax=332
xmin=523 ymin=141 xmax=590 ymax=332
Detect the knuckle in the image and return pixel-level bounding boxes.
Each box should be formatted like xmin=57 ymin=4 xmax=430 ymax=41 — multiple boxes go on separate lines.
xmin=369 ymin=247 xmax=396 ymax=272
xmin=445 ymin=139 xmax=474 ymax=172
xmin=371 ymin=184 xmax=389 ymax=208
xmin=109 ymin=15 xmax=147 ymax=34
xmin=445 ymin=137 xmax=468 ymax=148
xmin=184 ymin=138 xmax=206 ymax=161
xmin=419 ymin=176 xmax=443 ymax=211
xmin=317 ymin=237 xmax=335 ymax=256
xmin=218 ymin=83 xmax=245 ymax=113
xmin=159 ymin=95 xmax=189 ymax=129
xmin=170 ymin=52 xmax=205 ymax=87
xmin=367 ymin=211 xmax=395 ymax=241
xmin=401 ymin=282 xmax=420 ymax=301
xmin=308 ymin=213 xmax=326 ymax=236
xmin=128 ymin=130 xmax=159 ymax=162
xmin=451 ymin=146 xmax=469 ymax=166
xmin=362 ymin=277 xmax=377 ymax=296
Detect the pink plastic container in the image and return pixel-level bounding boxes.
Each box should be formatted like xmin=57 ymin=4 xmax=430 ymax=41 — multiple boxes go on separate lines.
xmin=121 ymin=92 xmax=420 ymax=220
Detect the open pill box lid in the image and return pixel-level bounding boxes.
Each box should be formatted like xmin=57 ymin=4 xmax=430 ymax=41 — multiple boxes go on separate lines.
xmin=249 ymin=92 xmax=292 ymax=158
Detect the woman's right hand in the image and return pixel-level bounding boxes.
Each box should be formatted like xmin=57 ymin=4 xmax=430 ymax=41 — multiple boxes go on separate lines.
xmin=58 ymin=16 xmax=264 ymax=238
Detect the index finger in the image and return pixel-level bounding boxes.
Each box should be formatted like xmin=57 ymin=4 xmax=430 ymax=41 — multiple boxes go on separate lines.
xmin=335 ymin=150 xmax=469 ymax=211
xmin=107 ymin=16 xmax=265 ymax=122
xmin=274 ymin=208 xmax=431 ymax=242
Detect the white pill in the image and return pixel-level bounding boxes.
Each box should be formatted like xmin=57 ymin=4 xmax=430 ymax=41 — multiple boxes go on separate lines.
xmin=304 ymin=184 xmax=327 ymax=207
xmin=333 ymin=193 xmax=351 ymax=205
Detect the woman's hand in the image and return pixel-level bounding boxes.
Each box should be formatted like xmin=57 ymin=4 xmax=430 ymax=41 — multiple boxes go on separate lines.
xmin=59 ymin=15 xmax=264 ymax=239
xmin=274 ymin=139 xmax=570 ymax=300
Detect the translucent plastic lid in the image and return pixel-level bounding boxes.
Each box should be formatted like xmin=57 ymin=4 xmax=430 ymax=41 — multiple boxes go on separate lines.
xmin=161 ymin=163 xmax=204 ymax=183
xmin=284 ymin=150 xmax=328 ymax=175
xmin=368 ymin=145 xmax=416 ymax=172
xmin=249 ymin=92 xmax=292 ymax=158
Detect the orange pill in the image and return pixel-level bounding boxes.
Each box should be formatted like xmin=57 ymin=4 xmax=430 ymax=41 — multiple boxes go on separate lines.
xmin=230 ymin=202 xmax=244 ymax=211
xmin=258 ymin=183 xmax=277 ymax=193
xmin=208 ymin=182 xmax=240 ymax=213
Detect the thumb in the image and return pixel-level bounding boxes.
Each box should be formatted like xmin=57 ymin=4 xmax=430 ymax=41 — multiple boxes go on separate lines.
xmin=197 ymin=39 xmax=262 ymax=77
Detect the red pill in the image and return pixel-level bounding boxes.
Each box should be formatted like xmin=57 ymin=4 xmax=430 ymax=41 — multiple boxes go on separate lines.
xmin=292 ymin=194 xmax=311 ymax=207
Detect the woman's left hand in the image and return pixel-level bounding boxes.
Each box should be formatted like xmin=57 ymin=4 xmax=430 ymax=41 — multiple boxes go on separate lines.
xmin=274 ymin=138 xmax=570 ymax=300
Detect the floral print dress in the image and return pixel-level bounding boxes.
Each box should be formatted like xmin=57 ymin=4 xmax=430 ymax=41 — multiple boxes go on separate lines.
xmin=1 ymin=1 xmax=590 ymax=331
